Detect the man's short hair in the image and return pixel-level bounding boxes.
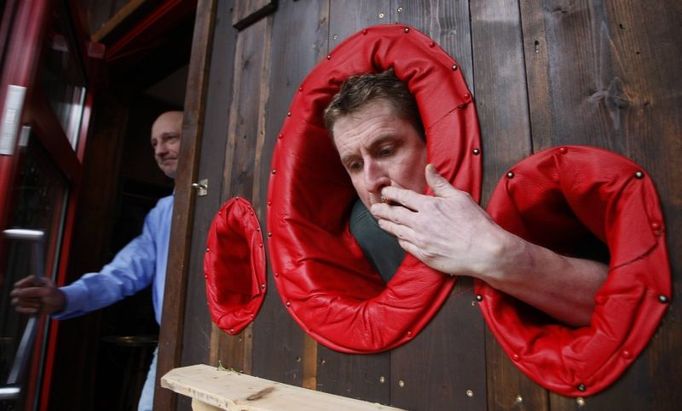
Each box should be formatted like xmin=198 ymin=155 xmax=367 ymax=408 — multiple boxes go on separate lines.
xmin=323 ymin=69 xmax=424 ymax=138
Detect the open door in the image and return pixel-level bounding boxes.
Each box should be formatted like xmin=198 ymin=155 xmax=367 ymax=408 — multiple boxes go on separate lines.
xmin=0 ymin=0 xmax=93 ymax=409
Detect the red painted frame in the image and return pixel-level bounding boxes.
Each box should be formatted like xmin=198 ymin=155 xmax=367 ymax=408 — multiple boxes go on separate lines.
xmin=0 ymin=0 xmax=93 ymax=409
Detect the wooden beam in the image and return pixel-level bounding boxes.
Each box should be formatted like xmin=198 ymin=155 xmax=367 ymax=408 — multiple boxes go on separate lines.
xmin=91 ymin=0 xmax=149 ymax=42
xmin=161 ymin=364 xmax=405 ymax=411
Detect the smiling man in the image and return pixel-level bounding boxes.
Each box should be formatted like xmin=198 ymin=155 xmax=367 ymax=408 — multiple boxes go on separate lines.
xmin=151 ymin=110 xmax=182 ymax=179
xmin=324 ymin=70 xmax=607 ymax=327
xmin=10 ymin=110 xmax=183 ymax=411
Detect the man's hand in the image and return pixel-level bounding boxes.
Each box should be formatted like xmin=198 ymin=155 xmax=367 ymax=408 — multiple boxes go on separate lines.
xmin=370 ymin=164 xmax=507 ymax=277
xmin=10 ymin=275 xmax=66 ymax=315
xmin=370 ymin=164 xmax=608 ymax=327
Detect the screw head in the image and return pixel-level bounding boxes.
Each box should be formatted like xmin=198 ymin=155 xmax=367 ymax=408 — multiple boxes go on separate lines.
xmin=507 ymin=171 xmax=515 ymax=179
xmin=635 ymin=171 xmax=644 ymax=179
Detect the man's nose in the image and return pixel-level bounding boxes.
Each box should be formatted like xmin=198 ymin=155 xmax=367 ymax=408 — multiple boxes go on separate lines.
xmin=363 ymin=160 xmax=390 ymax=195
xmin=154 ymin=142 xmax=168 ymax=157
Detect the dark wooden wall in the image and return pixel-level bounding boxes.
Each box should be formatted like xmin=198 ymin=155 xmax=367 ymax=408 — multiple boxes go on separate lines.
xmin=170 ymin=1 xmax=681 ymax=410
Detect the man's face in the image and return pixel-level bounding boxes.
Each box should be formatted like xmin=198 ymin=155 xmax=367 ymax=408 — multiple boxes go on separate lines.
xmin=332 ymin=99 xmax=427 ymax=209
xmin=150 ymin=112 xmax=182 ymax=179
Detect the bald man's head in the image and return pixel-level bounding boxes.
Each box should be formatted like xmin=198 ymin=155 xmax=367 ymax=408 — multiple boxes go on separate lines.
xmin=150 ymin=111 xmax=183 ymax=179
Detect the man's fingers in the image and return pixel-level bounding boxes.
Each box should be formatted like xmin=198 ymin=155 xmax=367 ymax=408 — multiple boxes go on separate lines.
xmin=13 ymin=275 xmax=41 ymax=288
xmin=376 ymin=218 xmax=416 ymax=242
xmin=370 ymin=202 xmax=417 ymax=226
xmin=378 ymin=185 xmax=425 ymax=211
xmin=425 ymin=164 xmax=456 ymax=198
xmin=11 ymin=287 xmax=44 ymax=299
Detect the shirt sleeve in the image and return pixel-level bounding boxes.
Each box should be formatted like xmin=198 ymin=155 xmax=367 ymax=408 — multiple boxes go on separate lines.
xmin=53 ymin=207 xmax=159 ymax=320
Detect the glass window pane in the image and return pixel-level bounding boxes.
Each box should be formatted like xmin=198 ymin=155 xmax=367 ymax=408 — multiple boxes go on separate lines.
xmin=39 ymin=3 xmax=87 ymax=149
xmin=0 ymin=133 xmax=68 ymax=385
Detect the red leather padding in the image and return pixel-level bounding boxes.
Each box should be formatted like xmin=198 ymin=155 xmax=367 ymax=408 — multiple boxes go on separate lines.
xmin=205 ymin=197 xmax=266 ymax=335
xmin=477 ymin=145 xmax=671 ymax=396
xmin=267 ymin=24 xmax=481 ymax=353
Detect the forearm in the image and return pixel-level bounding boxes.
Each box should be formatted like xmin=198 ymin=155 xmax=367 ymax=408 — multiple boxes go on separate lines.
xmin=479 ymin=233 xmax=608 ymax=327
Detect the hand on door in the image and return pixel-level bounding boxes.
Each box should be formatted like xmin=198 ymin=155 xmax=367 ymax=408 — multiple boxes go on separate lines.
xmin=10 ymin=275 xmax=66 ymax=315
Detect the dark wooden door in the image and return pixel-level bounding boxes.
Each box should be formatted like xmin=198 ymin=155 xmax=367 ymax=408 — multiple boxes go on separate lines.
xmin=161 ymin=1 xmax=681 ymax=410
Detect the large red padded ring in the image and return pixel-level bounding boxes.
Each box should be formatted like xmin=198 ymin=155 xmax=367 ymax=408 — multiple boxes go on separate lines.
xmin=267 ymin=24 xmax=482 ymax=353
xmin=477 ymin=145 xmax=671 ymax=396
xmin=204 ymin=197 xmax=266 ymax=335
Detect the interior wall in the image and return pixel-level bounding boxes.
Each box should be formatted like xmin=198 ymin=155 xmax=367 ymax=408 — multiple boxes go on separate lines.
xmin=178 ymin=1 xmax=681 ymax=410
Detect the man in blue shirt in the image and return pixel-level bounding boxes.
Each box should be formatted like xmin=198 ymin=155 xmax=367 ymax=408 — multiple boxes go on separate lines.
xmin=10 ymin=110 xmax=183 ymax=411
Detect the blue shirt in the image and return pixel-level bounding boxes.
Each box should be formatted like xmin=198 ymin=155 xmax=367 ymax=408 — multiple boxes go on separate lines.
xmin=54 ymin=195 xmax=173 ymax=324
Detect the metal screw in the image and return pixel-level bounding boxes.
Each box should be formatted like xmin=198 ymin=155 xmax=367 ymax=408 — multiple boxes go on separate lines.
xmin=466 ymin=389 xmax=474 ymax=398
xmin=378 ymin=12 xmax=385 ymax=19
xmin=635 ymin=171 xmax=644 ymax=179
xmin=398 ymin=380 xmax=405 ymax=388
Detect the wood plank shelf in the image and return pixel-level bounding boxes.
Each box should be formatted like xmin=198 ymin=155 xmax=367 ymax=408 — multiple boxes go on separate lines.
xmin=161 ymin=364 xmax=405 ymax=411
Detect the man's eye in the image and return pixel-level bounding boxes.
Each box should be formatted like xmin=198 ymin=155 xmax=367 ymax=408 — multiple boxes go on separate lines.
xmin=347 ymin=161 xmax=362 ymax=172
xmin=377 ymin=146 xmax=394 ymax=157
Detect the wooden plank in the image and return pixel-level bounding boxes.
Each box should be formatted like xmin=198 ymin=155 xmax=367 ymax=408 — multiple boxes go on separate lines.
xmin=213 ymin=8 xmax=272 ymax=379
xmin=232 ymin=0 xmax=277 ymax=31
xmin=315 ymin=348 xmax=391 ymax=404
xmin=329 ymin=0 xmax=390 ymax=50
xmin=155 ymin=0 xmax=218 ymax=409
xmin=381 ymin=4 xmax=487 ymax=411
xmin=389 ymin=280 xmax=487 ymax=411
xmin=179 ymin=0 xmax=239 ymax=404
xmin=161 ymin=364 xmax=406 ymax=411
xmin=467 ymin=1 xmax=549 ymax=411
xmin=396 ymin=0 xmax=475 ymax=90
xmin=222 ymin=20 xmax=270 ymax=200
xmin=250 ymin=0 xmax=330 ymax=389
xmin=519 ymin=1 xmax=682 ymax=410
xmin=313 ymin=0 xmax=396 ymax=406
